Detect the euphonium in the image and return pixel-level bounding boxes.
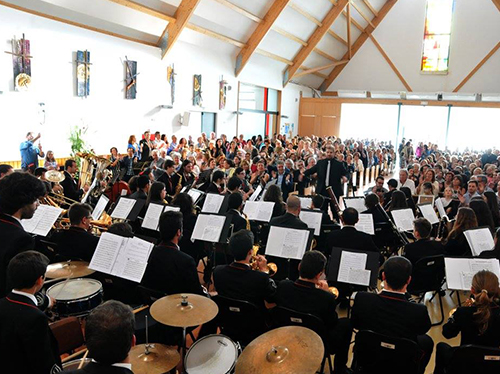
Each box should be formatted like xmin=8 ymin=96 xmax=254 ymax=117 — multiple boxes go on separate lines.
xmin=250 ymin=244 xmax=277 ymax=276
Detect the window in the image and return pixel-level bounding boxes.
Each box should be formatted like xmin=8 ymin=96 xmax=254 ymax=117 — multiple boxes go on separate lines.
xmin=399 ymin=106 xmax=448 ymax=146
xmin=238 ymin=83 xmax=279 ymax=137
xmin=421 ymin=0 xmax=454 ymax=73
xmin=340 ymin=103 xmax=399 ymax=142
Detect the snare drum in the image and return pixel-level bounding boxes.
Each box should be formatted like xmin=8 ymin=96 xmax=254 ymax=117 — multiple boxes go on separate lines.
xmin=47 ymin=278 xmax=103 ymax=317
xmin=185 ymin=334 xmax=240 ymax=374
xmin=62 ymin=358 xmax=91 ymax=371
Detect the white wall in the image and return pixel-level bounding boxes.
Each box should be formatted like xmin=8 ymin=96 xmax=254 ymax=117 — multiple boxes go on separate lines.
xmin=329 ymin=0 xmax=500 ymax=94
xmin=281 ymin=82 xmax=314 ymax=137
xmin=0 ymin=6 xmax=307 ymax=161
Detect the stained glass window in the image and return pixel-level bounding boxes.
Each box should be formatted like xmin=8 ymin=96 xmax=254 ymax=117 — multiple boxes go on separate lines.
xmin=421 ymin=0 xmax=454 ymax=73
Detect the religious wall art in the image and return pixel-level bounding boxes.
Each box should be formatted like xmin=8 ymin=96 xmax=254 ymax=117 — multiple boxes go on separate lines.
xmin=124 ymin=57 xmax=138 ymax=100
xmin=219 ymin=76 xmax=230 ymax=110
xmin=193 ymin=74 xmax=202 ymax=107
xmin=76 ymin=50 xmax=91 ymax=97
xmin=167 ymin=64 xmax=176 ymax=105
xmin=4 ymin=33 xmax=32 ymax=91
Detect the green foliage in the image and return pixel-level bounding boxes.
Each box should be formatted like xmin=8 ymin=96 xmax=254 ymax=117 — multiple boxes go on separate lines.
xmin=68 ymin=126 xmax=92 ymax=167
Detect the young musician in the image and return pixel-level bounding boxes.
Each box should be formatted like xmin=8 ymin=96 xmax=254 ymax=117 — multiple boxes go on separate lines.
xmin=362 ymin=193 xmax=389 ymax=224
xmin=434 ymin=270 xmax=500 ymax=374
xmin=206 ymin=170 xmax=225 ymax=194
xmin=129 ymin=175 xmax=150 ymax=200
xmin=61 ymin=159 xmax=89 ymax=202
xmin=157 ymin=159 xmax=181 ymax=199
xmin=0 ymin=251 xmax=62 ymax=373
xmin=269 ymin=195 xmax=308 ymax=230
xmin=310 ymin=194 xmax=334 ymax=225
xmin=226 ymin=192 xmax=248 ymax=233
xmin=442 ymin=207 xmax=478 ymax=257
xmin=275 ymin=250 xmax=352 ymax=374
xmin=0 ymin=164 xmax=13 ymax=179
xmin=179 ymin=159 xmax=196 ymax=188
xmin=65 ymin=300 xmax=136 ymax=374
xmin=403 ymin=218 xmax=443 ymax=266
xmin=351 ymin=257 xmax=433 ymax=374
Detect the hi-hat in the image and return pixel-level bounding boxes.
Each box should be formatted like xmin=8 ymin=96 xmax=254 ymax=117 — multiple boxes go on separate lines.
xmin=45 ymin=261 xmax=94 ymax=279
xmin=45 ymin=170 xmax=66 ymax=183
xmin=129 ymin=344 xmax=180 ymax=374
xmin=150 ymin=294 xmax=218 ymax=328
xmin=235 ymin=326 xmax=324 ymax=374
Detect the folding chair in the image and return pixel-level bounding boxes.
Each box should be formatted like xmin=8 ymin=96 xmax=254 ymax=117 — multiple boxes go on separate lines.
xmin=445 ymin=345 xmax=500 ymax=374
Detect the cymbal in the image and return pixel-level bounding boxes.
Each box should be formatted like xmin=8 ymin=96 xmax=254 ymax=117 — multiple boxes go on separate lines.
xmin=235 ymin=326 xmax=324 ymax=374
xmin=130 ymin=344 xmax=180 ymax=374
xmin=150 ymin=294 xmax=218 ymax=328
xmin=45 ymin=261 xmax=95 ymax=279
xmin=45 ymin=170 xmax=66 ymax=183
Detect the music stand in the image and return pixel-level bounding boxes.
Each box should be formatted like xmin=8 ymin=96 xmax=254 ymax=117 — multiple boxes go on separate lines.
xmin=110 ymin=197 xmax=145 ymax=221
xmin=327 ymin=247 xmax=379 ymax=288
xmin=201 ymin=193 xmax=229 ymax=214
xmin=299 ymin=209 xmax=323 ymax=236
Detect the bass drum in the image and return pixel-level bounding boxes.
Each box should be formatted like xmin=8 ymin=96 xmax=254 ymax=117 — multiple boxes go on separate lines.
xmin=47 ymin=278 xmax=103 ymax=317
xmin=185 ymin=334 xmax=240 ymax=374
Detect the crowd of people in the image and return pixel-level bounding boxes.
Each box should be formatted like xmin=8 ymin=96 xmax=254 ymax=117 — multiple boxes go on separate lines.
xmin=0 ymin=130 xmax=499 ymax=373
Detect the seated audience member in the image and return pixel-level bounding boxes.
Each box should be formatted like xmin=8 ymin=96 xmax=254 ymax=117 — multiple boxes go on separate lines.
xmin=66 ymin=300 xmax=135 ymax=374
xmin=226 ymin=192 xmax=248 ymax=233
xmin=434 ymin=270 xmax=500 ymax=374
xmin=51 ymin=203 xmax=99 ymax=262
xmin=403 ymin=218 xmax=443 ymax=266
xmin=351 ymin=257 xmax=433 ymax=373
xmin=141 ymin=211 xmax=203 ymax=295
xmin=461 ymin=180 xmax=480 ymax=206
xmin=0 ymin=164 xmax=13 ymax=179
xmin=206 ymin=170 xmax=225 ymax=194
xmin=276 ymin=250 xmax=352 ymax=374
xmin=0 ymin=251 xmax=62 ymax=373
xmin=398 ymin=169 xmax=416 ymax=195
xmin=270 ymin=160 xmax=293 ymax=200
xmin=366 ymin=176 xmax=388 ymax=196
xmin=269 ymin=195 xmax=308 ymax=229
xmin=214 ymin=229 xmax=276 ymax=309
xmin=442 ymin=207 xmax=478 ymax=257
xmin=0 ymin=172 xmax=46 ymax=297
xmin=129 ymin=174 xmax=150 ymax=200
xmin=262 ymin=184 xmax=285 ymax=218
xmin=362 ymin=193 xmax=389 ymax=224
xmin=439 ymin=186 xmax=460 ymax=220
xmin=311 ymin=194 xmax=334 ymax=225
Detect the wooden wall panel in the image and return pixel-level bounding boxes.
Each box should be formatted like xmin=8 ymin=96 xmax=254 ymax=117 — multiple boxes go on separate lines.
xmin=299 ymin=98 xmax=341 ymax=137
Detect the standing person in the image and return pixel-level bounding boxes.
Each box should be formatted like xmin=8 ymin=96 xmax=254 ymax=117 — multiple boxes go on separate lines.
xmin=0 ymin=251 xmax=62 ymax=373
xmin=44 ymin=150 xmax=58 ymax=170
xmin=20 ymin=132 xmax=45 ymax=172
xmin=120 ymin=148 xmax=138 ymax=183
xmin=127 ymin=135 xmax=140 ymax=159
xmin=139 ymin=130 xmax=153 ymax=161
xmin=109 ymin=147 xmax=121 ymax=182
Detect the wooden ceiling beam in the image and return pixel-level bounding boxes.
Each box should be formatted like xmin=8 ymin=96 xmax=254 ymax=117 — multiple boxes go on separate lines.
xmin=294 ymin=60 xmax=348 ymax=78
xmin=211 ymin=0 xmax=261 ymax=22
xmin=347 ymin=0 xmax=352 ymax=59
xmin=284 ymin=0 xmax=349 ymax=86
xmin=235 ymin=0 xmax=291 ymax=76
xmin=301 ymin=66 xmax=329 ymax=79
xmin=363 ymin=0 xmax=378 ymax=16
xmin=492 ymin=0 xmax=500 ymax=12
xmin=289 ymin=3 xmax=322 ymax=26
xmin=106 ymin=0 xmax=174 ymax=22
xmin=320 ymin=0 xmax=399 ymax=92
xmin=328 ymin=0 xmax=366 ymax=31
xmin=351 ymin=0 xmax=375 ymax=28
xmin=158 ymin=0 xmax=201 ymax=59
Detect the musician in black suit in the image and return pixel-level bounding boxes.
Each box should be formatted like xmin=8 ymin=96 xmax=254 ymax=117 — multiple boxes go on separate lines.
xmin=0 ymin=251 xmax=62 ymax=373
xmin=311 ymin=194 xmax=334 ymax=225
xmin=129 ymin=174 xmax=150 ymax=200
xmin=362 ymin=193 xmax=389 ymax=224
xmin=0 ymin=172 xmax=46 ymax=297
xmin=276 ymin=251 xmax=352 ymax=374
xmin=226 ymin=192 xmax=248 ymax=233
xmin=66 ymin=300 xmax=135 ymax=374
xmin=403 ymin=218 xmax=443 ymax=266
xmin=214 ymin=229 xmax=276 ymax=309
xmin=206 ymin=170 xmax=225 ymax=194
xmin=434 ymin=270 xmax=500 ymax=374
xmin=351 ymin=257 xmax=433 ymax=373
xmin=61 ymin=159 xmax=88 ymax=203
xmin=141 ymin=211 xmax=203 ymax=295
xmin=50 ymin=203 xmax=99 ymax=262
xmin=179 ymin=159 xmax=196 ymax=188
xmin=157 ymin=160 xmax=182 ymax=199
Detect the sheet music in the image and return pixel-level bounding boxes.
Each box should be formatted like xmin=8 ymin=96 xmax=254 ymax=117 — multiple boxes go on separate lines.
xmin=21 ymin=205 xmax=63 ymax=237
xmin=120 ymin=189 xmax=128 ymax=196
xmin=445 ymin=258 xmax=500 ymax=290
xmin=337 ymin=251 xmax=368 ymax=285
xmin=435 ymin=198 xmax=448 ymax=219
xmin=249 ymin=185 xmax=263 ymax=202
xmin=202 ymin=194 xmax=225 ymax=213
xmin=163 ymin=205 xmax=181 ymax=212
xmin=81 ymin=177 xmax=98 ymax=204
xmin=355 ymin=213 xmax=375 ymax=235
xmin=111 ymin=198 xmax=136 ymax=219
xmin=187 ymin=189 xmax=202 ymax=203
xmin=298 ymin=197 xmax=312 ymax=210
xmin=243 ymin=201 xmax=275 ymax=222
xmin=89 ymin=232 xmax=125 ymax=274
xmin=142 ymin=203 xmax=164 ymax=231
xmin=464 ymin=228 xmax=495 ymax=256
xmin=265 ymin=226 xmax=309 ymax=260
xmin=191 ymin=214 xmax=226 ymax=243
xmin=299 ymin=210 xmax=323 ymax=236
xmin=344 ymin=198 xmax=366 ymax=213
xmin=419 ymin=204 xmax=439 ymax=225
xmin=92 ymin=194 xmax=109 ymax=221
xmin=391 ymin=208 xmax=415 ymax=232
xmin=348 ymin=268 xmax=371 ymax=287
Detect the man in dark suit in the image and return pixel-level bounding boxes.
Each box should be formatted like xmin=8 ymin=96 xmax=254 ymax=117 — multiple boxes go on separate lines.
xmin=129 ymin=174 xmax=150 ymax=200
xmin=225 ymin=192 xmax=248 ymax=233
xmin=50 ymin=203 xmax=99 ymax=262
xmin=0 ymin=251 xmax=62 ymax=373
xmin=61 ymin=159 xmax=88 ymax=203
xmin=270 ymin=160 xmax=293 ymax=200
xmin=403 ymin=218 xmax=443 ymax=266
xmin=157 ymin=160 xmax=182 ymax=199
xmin=276 ymin=250 xmax=352 ymax=374
xmin=0 ymin=172 xmax=46 ymax=297
xmin=141 ymin=210 xmax=203 ymax=295
xmin=311 ymin=194 xmax=334 ymax=225
xmin=66 ymin=300 xmax=135 ymax=374
xmin=351 ymin=257 xmax=433 ymax=373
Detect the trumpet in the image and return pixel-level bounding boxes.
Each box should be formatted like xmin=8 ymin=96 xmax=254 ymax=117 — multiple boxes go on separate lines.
xmin=250 ymin=245 xmax=278 ymax=276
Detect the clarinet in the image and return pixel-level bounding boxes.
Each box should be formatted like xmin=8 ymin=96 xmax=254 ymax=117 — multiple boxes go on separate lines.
xmin=326 ymin=187 xmax=342 ymax=218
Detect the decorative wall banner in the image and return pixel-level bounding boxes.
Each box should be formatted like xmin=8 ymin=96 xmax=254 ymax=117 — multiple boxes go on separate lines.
xmin=167 ymin=64 xmax=176 ymax=105
xmin=76 ymin=50 xmax=91 ymax=97
xmin=124 ymin=57 xmax=138 ymax=100
xmin=193 ymin=74 xmax=202 ymax=107
xmin=219 ymin=76 xmax=228 ymax=110
xmin=4 ymin=33 xmax=32 ymax=91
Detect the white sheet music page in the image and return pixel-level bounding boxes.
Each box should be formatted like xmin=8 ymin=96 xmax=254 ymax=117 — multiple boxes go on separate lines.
xmin=391 ymin=208 xmax=415 ymax=232
xmin=142 ymin=203 xmax=164 ymax=231
xmin=111 ymin=237 xmax=153 ymax=282
xmin=355 ymin=214 xmax=375 ymax=235
xmin=163 ymin=205 xmax=181 ymax=213
xmin=191 ymin=214 xmax=226 ymax=243
xmin=249 ymin=185 xmax=262 ymax=202
xmin=265 ymin=226 xmax=309 ymax=260
xmin=445 ymin=258 xmax=500 ymax=290
xmin=111 ymin=198 xmax=136 ymax=219
xmin=92 ymin=195 xmax=109 ymax=221
xmin=187 ymin=189 xmax=202 ymax=203
xmin=202 ymin=194 xmax=225 ymax=213
xmin=243 ymin=201 xmax=275 ymax=222
xmin=345 ymin=198 xmax=366 ymax=213
xmin=21 ymin=205 xmax=63 ymax=237
xmin=89 ymin=232 xmax=126 ymax=274
xmin=299 ymin=210 xmax=323 ymax=236
xmin=337 ymin=251 xmax=368 ymax=285
xmin=419 ymin=204 xmax=440 ymax=225
xmin=464 ymin=228 xmax=495 ymax=256
xmin=435 ymin=198 xmax=448 ymax=220
xmin=298 ymin=197 xmax=312 ymax=210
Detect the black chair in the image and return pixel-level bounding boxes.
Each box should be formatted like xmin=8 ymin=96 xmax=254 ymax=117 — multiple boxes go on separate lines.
xmin=407 ymin=255 xmax=446 ymax=326
xmin=315 ymin=223 xmax=340 ymax=255
xmin=212 ymin=295 xmax=267 ymax=347
xmin=352 ymin=330 xmax=420 ymax=374
xmin=271 ymin=306 xmax=332 ymax=374
xmin=445 ymin=345 xmax=500 ymax=374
